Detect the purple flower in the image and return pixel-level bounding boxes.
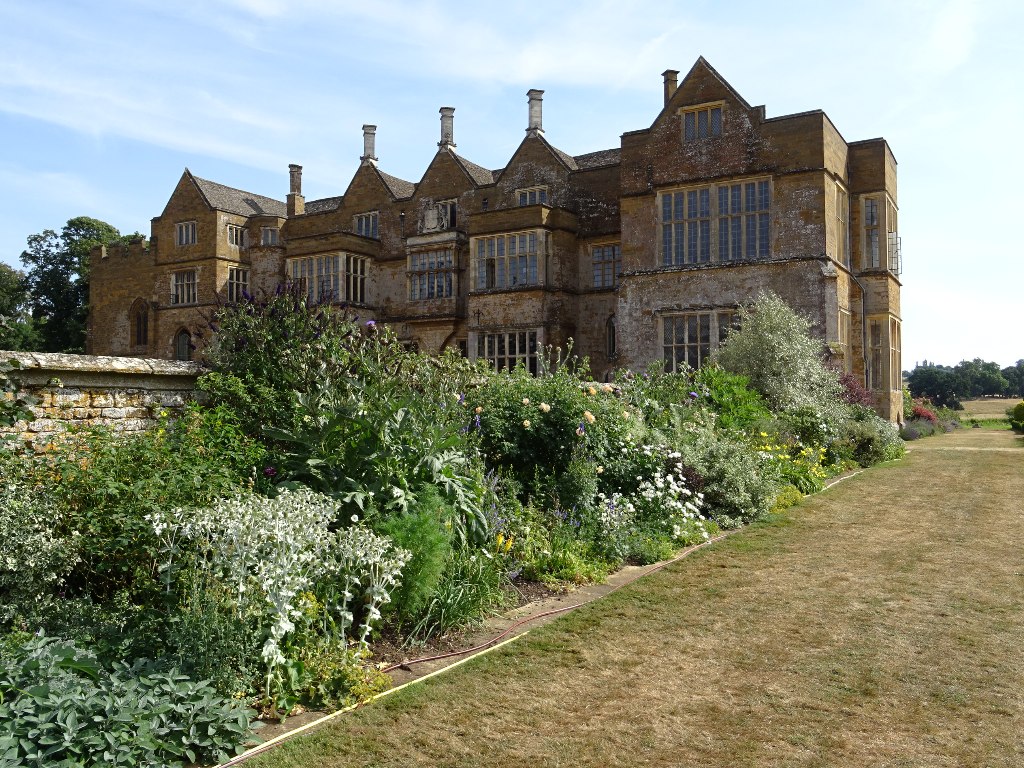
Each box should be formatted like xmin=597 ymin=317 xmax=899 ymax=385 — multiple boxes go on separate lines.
xmin=688 ymin=391 xmax=699 ymax=399
xmin=365 ymin=320 xmax=376 ymax=328
xmin=474 ymin=414 xmax=481 ymax=429
xmin=263 ymin=466 xmax=278 ymax=478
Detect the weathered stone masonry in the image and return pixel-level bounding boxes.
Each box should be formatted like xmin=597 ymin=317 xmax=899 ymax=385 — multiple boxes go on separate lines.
xmin=87 ymin=57 xmax=903 ymax=420
xmin=1 ymin=351 xmax=200 ymax=448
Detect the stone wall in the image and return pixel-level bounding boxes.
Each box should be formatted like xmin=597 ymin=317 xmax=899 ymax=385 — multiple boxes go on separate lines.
xmin=1 ymin=351 xmax=200 ymax=449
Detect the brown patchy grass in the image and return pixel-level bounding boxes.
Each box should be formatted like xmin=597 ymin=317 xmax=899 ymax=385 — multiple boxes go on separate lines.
xmin=961 ymin=397 xmax=1018 ymax=420
xmin=248 ymin=428 xmax=1024 ymax=768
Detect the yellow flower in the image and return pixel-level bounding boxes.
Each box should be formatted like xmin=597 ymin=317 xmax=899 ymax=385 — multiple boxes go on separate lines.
xmin=539 ymin=402 xmax=551 ymax=412
xmin=596 ymin=465 xmax=604 ymax=474
xmin=475 ymin=406 xmax=483 ymax=414
xmin=587 ymin=386 xmax=597 ymax=396
xmin=522 ymin=397 xmax=530 ymax=405
xmin=602 ymin=384 xmax=614 ymax=393
xmin=583 ymin=410 xmax=596 ymax=424
xmin=523 ymin=419 xmax=531 ymax=428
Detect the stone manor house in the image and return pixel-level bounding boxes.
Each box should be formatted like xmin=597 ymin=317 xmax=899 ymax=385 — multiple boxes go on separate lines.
xmin=88 ymin=58 xmax=904 ymax=420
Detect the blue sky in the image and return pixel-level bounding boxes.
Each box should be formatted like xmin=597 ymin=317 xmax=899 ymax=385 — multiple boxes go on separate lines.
xmin=2 ymin=0 xmax=1021 ymax=367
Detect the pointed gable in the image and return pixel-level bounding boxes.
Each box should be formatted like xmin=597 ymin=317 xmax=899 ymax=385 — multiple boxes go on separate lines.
xmin=159 ymin=169 xmax=211 ymax=219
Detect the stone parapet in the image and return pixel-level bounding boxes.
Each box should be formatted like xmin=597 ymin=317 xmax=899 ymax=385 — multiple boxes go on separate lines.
xmin=1 ymin=351 xmax=201 ymax=449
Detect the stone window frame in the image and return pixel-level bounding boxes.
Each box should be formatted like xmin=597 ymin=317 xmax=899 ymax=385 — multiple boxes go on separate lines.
xmin=661 ymin=310 xmax=737 ymax=373
xmin=286 ymin=253 xmax=368 ymax=305
xmin=130 ymin=299 xmax=149 ymax=348
xmin=227 ymin=224 xmax=247 ymax=248
xmin=171 ymin=269 xmax=197 ymax=305
xmin=261 ymin=226 xmax=280 ymax=246
xmin=472 ymin=230 xmax=543 ymax=291
xmin=175 ymin=221 xmax=196 ymax=246
xmin=659 ymin=177 xmax=771 ymax=266
xmin=355 ymin=211 xmax=379 ymax=239
xmin=408 ymin=248 xmax=456 ymax=301
xmin=867 ymin=316 xmax=884 ymax=391
xmin=889 ymin=317 xmax=902 ymax=393
xmin=516 ymin=186 xmax=548 ymax=207
xmin=591 ymin=242 xmax=622 ymax=289
xmin=835 ymin=182 xmax=850 ymax=268
xmin=473 ymin=328 xmax=541 ymax=375
xmin=679 ymin=101 xmax=723 ymax=141
xmin=174 ymin=328 xmax=193 ymax=362
xmin=227 ymin=266 xmax=249 ymax=303
xmin=606 ymin=315 xmax=617 ymax=360
xmin=863 ymin=196 xmax=881 ymax=270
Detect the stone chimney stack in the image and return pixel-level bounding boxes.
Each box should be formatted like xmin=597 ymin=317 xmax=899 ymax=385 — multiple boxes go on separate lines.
xmin=526 ymin=89 xmax=544 ymax=136
xmin=662 ymin=70 xmax=679 ymax=106
xmin=438 ymin=107 xmax=456 ymax=148
xmin=287 ymin=164 xmax=304 ymax=217
xmin=361 ymin=125 xmax=378 ymax=165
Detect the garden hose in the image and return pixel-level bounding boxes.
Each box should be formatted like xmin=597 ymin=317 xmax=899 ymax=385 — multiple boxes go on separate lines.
xmin=218 ymin=468 xmax=865 ymax=766
xmin=217 ymin=531 xmax=732 ymax=767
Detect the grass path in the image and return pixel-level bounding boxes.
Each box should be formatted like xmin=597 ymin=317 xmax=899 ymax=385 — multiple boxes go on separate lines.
xmin=249 ymin=428 xmax=1024 ymax=768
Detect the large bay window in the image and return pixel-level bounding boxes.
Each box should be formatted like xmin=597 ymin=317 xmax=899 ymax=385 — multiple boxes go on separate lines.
xmin=475 ymin=329 xmax=539 ymax=374
xmin=864 ymin=197 xmax=880 ymax=269
xmin=662 ymin=311 xmax=738 ymax=372
xmin=409 ymin=249 xmax=455 ymax=300
xmin=835 ymin=184 xmax=849 ymax=268
xmin=661 ymin=179 xmax=770 ymax=266
xmin=473 ymin=231 xmax=542 ymax=290
xmin=287 ymin=254 xmax=367 ymax=304
xmin=868 ymin=318 xmax=884 ymax=390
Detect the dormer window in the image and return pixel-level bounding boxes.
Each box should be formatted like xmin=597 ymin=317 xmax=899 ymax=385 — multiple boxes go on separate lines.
xmin=517 ymin=186 xmax=548 ymax=206
xmin=681 ymin=103 xmax=723 ymax=141
xmin=356 ymin=211 xmax=379 ymax=239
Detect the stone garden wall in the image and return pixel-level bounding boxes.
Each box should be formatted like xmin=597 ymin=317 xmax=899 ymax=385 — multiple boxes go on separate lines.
xmin=1 ymin=351 xmax=201 ymax=449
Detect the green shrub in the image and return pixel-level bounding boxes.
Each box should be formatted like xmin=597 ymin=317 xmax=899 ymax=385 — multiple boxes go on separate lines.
xmin=715 ymin=292 xmax=850 ymax=433
xmin=0 ymin=635 xmax=256 ymax=767
xmin=408 ymin=549 xmax=510 ymax=642
xmin=375 ymin=485 xmax=455 ymax=625
xmin=674 ymin=426 xmax=781 ymax=525
xmin=692 ymin=364 xmax=773 ymax=433
xmin=835 ymin=413 xmax=905 ymax=466
xmin=1009 ymin=401 xmax=1024 ymax=432
xmin=770 ymin=484 xmax=806 ymax=515
xmin=0 ymin=455 xmax=78 ymax=628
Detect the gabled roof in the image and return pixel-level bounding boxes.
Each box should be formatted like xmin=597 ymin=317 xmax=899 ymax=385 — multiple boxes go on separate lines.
xmin=574 ymin=148 xmax=620 ymax=170
xmin=677 ymin=56 xmax=754 ymax=111
xmin=540 ymin=135 xmax=578 ymax=171
xmin=190 ymin=172 xmax=287 ymax=217
xmin=452 ymin=152 xmax=495 ymax=186
xmin=304 ymin=196 xmax=344 ymax=215
xmin=375 ymin=167 xmax=416 ymax=199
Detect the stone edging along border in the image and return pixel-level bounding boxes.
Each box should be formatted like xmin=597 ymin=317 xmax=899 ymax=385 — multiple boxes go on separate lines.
xmin=217 ymin=465 xmax=872 ymax=766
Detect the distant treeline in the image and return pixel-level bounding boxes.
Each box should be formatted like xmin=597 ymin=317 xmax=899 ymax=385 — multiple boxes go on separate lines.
xmin=906 ymin=359 xmax=1024 ymax=409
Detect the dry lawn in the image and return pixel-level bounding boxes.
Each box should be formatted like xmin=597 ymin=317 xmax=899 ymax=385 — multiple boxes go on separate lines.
xmin=248 ymin=428 xmax=1024 ymax=768
xmin=960 ymin=397 xmax=1018 ymax=421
